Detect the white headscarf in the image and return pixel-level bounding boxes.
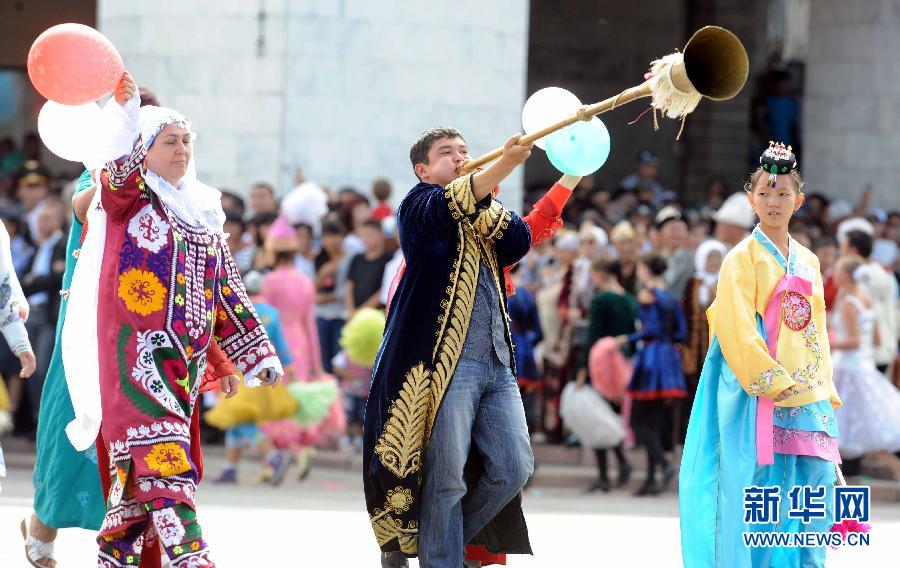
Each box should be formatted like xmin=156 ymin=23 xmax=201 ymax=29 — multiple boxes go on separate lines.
xmin=63 ymin=90 xmax=225 ymax=450
xmin=694 ymin=239 xmax=728 ymax=307
xmin=85 ymin=95 xmax=225 ymax=233
xmin=137 ymin=105 xmax=225 ymax=233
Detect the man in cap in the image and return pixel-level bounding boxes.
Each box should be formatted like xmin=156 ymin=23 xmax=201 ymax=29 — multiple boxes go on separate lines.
xmin=14 ymin=161 xmax=52 ymax=239
xmin=713 ymin=192 xmax=756 ymax=249
xmin=653 ymin=206 xmax=694 ymax=297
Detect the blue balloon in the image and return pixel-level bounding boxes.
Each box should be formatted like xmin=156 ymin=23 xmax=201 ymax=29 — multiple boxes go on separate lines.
xmin=545 ymin=117 xmax=611 ymax=176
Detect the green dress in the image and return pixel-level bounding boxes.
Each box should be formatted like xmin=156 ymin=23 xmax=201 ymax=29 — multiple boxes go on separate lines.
xmin=32 ymin=170 xmax=105 ymax=529
xmin=581 ymin=289 xmax=638 ymax=370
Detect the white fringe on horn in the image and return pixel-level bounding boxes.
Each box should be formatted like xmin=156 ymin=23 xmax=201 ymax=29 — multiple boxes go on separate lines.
xmin=648 ymin=52 xmax=702 ymax=120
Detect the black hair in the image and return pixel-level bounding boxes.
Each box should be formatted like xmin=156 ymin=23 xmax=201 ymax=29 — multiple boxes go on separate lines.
xmin=812 ymin=236 xmax=838 ymax=250
xmin=220 ymin=190 xmax=246 ymax=214
xmin=639 ymin=253 xmax=668 ymax=276
xmin=321 ymin=220 xmax=346 ymax=236
xmin=591 ymin=258 xmax=623 ymax=279
xmin=844 ymin=230 xmax=873 ymax=259
xmin=294 ymin=222 xmax=314 ymax=236
xmin=248 ymin=212 xmax=279 ymax=248
xmin=223 ymin=210 xmax=246 ymax=233
xmin=360 ymin=218 xmax=384 ymax=232
xmin=409 ymin=126 xmax=465 ymax=178
xmin=251 ymin=182 xmax=275 ymax=196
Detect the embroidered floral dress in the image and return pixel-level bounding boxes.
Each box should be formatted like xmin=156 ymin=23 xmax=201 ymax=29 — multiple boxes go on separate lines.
xmin=95 ymin=155 xmax=279 ymax=541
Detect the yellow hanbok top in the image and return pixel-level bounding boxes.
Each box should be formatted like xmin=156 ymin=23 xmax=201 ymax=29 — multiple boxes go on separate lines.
xmin=709 ymin=232 xmax=841 ymax=409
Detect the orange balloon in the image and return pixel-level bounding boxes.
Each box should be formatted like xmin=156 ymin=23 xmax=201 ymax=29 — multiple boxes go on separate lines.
xmin=27 ymin=23 xmax=124 ymax=105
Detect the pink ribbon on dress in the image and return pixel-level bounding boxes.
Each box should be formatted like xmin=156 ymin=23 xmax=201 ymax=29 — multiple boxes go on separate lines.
xmin=756 ymin=274 xmax=813 ymax=465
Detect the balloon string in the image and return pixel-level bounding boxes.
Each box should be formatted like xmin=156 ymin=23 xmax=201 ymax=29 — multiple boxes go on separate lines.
xmin=653 ymin=108 xmax=659 ymax=131
xmin=628 ymin=105 xmax=654 ymax=126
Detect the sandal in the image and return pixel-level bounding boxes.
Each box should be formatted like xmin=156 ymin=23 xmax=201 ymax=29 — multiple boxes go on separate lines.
xmin=20 ymin=518 xmax=57 ymax=568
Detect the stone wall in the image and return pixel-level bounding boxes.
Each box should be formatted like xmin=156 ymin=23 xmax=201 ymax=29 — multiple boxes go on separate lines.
xmin=99 ymin=0 xmax=287 ymax=198
xmin=804 ymin=0 xmax=900 ymax=207
xmin=100 ymin=0 xmax=531 ymax=208
xmin=280 ymin=0 xmax=530 ymax=208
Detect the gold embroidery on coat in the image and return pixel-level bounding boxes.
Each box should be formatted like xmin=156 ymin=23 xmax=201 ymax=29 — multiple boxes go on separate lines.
xmin=426 ymin=223 xmax=480 ymax=442
xmin=374 ymin=363 xmax=432 ymax=479
xmin=371 ymin=512 xmax=418 ymax=553
xmin=444 ymin=176 xmax=476 ymax=220
xmin=473 ymin=201 xmax=511 ymax=241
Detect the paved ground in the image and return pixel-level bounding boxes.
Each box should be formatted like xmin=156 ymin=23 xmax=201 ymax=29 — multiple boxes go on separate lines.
xmin=2 ymin=448 xmax=898 ymax=566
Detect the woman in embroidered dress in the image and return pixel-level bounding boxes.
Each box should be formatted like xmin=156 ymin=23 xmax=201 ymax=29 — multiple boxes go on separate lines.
xmin=62 ymin=73 xmax=282 ymax=568
xmin=829 ymin=255 xmax=900 ymax=465
xmin=680 ymin=143 xmax=842 ymax=568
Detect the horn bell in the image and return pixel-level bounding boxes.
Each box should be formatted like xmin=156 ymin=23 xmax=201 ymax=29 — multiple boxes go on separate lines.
xmin=681 ymin=26 xmax=749 ymax=101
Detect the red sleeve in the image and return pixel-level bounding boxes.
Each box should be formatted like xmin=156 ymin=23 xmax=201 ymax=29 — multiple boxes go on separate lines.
xmin=525 ymin=182 xmax=572 ymax=246
xmin=99 ymin=147 xmax=147 ymax=224
xmin=505 ymin=183 xmax=573 ymax=296
xmin=200 ymin=340 xmax=238 ymax=393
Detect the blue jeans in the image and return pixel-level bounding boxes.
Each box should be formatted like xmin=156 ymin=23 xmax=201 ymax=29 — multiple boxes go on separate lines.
xmin=418 ymin=355 xmax=534 ymax=567
xmin=316 ymin=317 xmax=344 ymax=374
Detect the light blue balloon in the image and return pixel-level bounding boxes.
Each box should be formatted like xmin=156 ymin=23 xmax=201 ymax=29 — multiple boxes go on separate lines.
xmin=545 ymin=117 xmax=611 ymax=176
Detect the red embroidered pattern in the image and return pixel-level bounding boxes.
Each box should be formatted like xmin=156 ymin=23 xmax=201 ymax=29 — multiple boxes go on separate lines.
xmin=781 ymin=290 xmax=812 ymax=331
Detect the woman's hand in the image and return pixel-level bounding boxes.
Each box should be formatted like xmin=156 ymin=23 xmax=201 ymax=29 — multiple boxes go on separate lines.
xmin=773 ymin=385 xmax=800 ymax=402
xmin=115 ymin=72 xmax=136 ymax=106
xmin=254 ymin=368 xmax=282 ymax=387
xmin=220 ymin=375 xmax=241 ymax=399
xmin=18 ymin=350 xmax=36 ymax=379
xmin=614 ymin=335 xmax=628 ymax=348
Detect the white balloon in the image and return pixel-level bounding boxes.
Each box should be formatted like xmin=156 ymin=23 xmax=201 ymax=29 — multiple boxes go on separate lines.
xmin=522 ymin=87 xmax=582 ymax=150
xmin=37 ymin=101 xmax=102 ymax=162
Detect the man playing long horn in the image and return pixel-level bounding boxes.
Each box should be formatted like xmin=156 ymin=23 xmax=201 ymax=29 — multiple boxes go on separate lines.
xmin=364 ymin=127 xmax=535 ymax=567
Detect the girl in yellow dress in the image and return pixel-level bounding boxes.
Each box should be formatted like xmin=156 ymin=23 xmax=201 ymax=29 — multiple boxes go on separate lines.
xmin=680 ymin=142 xmax=842 ymax=568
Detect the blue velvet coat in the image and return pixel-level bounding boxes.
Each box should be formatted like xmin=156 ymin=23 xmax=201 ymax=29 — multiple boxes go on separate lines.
xmin=363 ymin=175 xmax=532 ymax=556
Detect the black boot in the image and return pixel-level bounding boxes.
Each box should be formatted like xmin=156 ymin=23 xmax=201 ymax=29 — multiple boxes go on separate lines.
xmin=616 ymin=461 xmax=633 ymax=488
xmin=381 ymin=551 xmax=409 ymax=568
xmin=659 ymin=462 xmax=676 ymax=492
xmin=633 ymin=478 xmax=661 ymax=496
xmin=586 ymin=478 xmax=611 ymax=493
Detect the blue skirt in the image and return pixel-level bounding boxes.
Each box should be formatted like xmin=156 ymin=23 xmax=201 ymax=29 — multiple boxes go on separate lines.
xmin=628 ymin=342 xmax=686 ymax=399
xmin=680 ymin=330 xmax=836 ymax=568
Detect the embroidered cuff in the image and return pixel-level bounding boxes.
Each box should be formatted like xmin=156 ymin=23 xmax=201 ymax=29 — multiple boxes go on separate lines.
xmin=472 ymin=201 xmax=512 ymax=241
xmin=1 ymin=321 xmax=30 ymax=356
xmin=444 ymin=175 xmax=477 ymax=220
xmin=747 ymin=365 xmax=795 ymax=399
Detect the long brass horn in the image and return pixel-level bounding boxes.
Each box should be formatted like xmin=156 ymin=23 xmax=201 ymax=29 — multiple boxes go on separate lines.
xmin=460 ymin=26 xmax=748 ymax=173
